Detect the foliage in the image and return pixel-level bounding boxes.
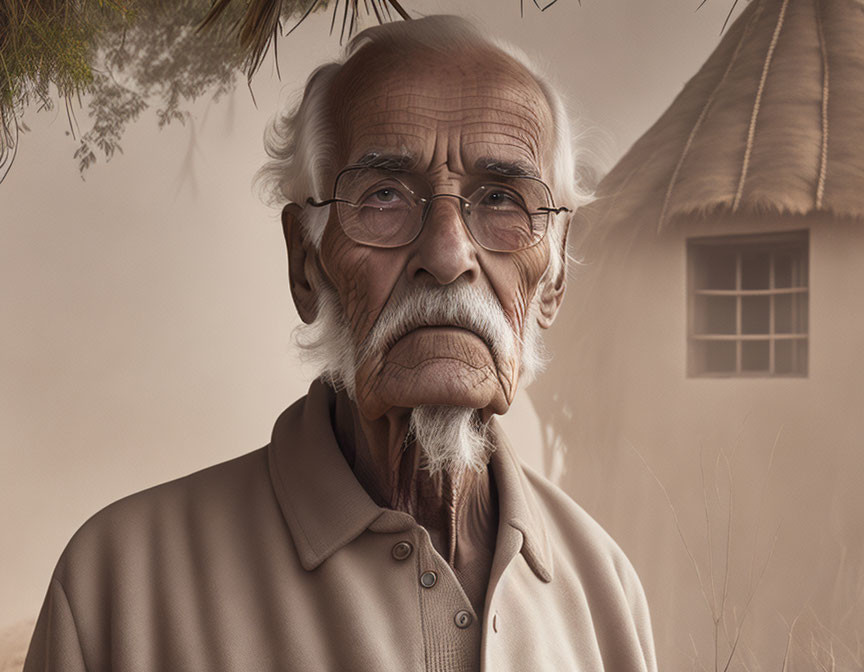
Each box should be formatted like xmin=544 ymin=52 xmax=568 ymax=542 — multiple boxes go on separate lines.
xmin=1 ymin=0 xmax=108 ymax=177
xmin=71 ymin=0 xmax=249 ymax=173
xmin=0 ymin=0 xmax=322 ymax=180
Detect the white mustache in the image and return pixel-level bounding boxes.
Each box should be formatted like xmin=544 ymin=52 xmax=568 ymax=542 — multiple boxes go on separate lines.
xmin=357 ymin=282 xmax=517 ymax=367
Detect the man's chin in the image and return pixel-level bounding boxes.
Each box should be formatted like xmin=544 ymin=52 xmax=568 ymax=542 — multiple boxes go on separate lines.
xmin=353 ymin=328 xmax=517 ymax=418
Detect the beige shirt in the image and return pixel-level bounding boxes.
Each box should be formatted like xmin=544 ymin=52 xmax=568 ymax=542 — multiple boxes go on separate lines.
xmin=24 ymin=380 xmax=657 ymax=672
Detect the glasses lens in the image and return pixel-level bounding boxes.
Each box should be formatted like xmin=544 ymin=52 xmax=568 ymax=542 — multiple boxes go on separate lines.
xmin=466 ymin=179 xmax=551 ymax=251
xmin=333 ymin=169 xmax=554 ymax=252
xmin=336 ymin=169 xmax=421 ymax=247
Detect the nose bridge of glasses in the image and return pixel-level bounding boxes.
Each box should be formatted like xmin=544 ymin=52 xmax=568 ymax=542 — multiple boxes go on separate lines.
xmin=416 ymin=193 xmax=477 ymax=250
xmin=420 ymin=192 xmax=472 ymax=222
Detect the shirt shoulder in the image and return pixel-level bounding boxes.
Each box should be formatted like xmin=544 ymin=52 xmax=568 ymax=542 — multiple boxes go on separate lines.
xmin=52 ymin=447 xmax=275 ymax=586
xmin=518 ymin=462 xmax=657 ymax=671
xmin=519 ymin=462 xmax=646 ymax=598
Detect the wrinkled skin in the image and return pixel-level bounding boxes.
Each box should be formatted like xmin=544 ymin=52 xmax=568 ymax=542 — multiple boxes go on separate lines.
xmin=283 ymin=44 xmax=569 ymax=612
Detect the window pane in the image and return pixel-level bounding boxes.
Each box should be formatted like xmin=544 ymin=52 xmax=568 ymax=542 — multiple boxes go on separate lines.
xmin=742 ymin=340 xmax=770 ymax=372
xmin=775 ymin=339 xmax=807 ymax=375
xmin=741 ymin=295 xmax=770 ymax=334
xmin=774 ymin=251 xmax=807 ymax=288
xmin=701 ymin=341 xmax=736 ymax=373
xmin=741 ymin=251 xmax=770 ymax=289
xmin=799 ymin=294 xmax=809 ymax=333
xmin=695 ymin=295 xmax=737 ymax=334
xmin=774 ymin=254 xmax=791 ymax=288
xmin=695 ymin=248 xmax=736 ymax=289
xmin=775 ymin=293 xmax=808 ymax=334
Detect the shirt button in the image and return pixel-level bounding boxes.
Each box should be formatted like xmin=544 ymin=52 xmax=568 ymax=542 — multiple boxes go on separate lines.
xmin=391 ymin=541 xmax=413 ymax=561
xmin=454 ymin=610 xmax=473 ymax=629
xmin=419 ymin=571 xmax=437 ymax=588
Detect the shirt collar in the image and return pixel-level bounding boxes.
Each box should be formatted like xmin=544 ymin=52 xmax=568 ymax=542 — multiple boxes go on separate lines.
xmin=267 ymin=379 xmax=553 ymax=582
xmin=488 ymin=418 xmax=554 ymax=582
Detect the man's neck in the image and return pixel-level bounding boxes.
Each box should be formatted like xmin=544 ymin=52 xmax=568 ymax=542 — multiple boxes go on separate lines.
xmin=330 ymin=389 xmax=498 ymax=612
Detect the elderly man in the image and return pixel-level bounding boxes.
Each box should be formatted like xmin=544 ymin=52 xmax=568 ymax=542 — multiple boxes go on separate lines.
xmin=24 ymin=15 xmax=656 ymax=672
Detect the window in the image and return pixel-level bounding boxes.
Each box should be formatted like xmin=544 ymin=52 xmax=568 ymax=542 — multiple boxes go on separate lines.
xmin=687 ymin=231 xmax=809 ymax=377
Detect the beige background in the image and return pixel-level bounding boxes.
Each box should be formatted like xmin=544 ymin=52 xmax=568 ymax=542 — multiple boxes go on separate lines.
xmin=1 ymin=0 xmax=754 ymax=664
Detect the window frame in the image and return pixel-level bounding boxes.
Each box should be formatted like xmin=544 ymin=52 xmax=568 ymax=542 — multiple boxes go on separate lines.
xmin=686 ymin=230 xmax=809 ymax=378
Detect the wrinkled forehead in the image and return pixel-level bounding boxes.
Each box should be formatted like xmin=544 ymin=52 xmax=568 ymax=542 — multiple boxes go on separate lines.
xmin=328 ymin=44 xmax=555 ymax=179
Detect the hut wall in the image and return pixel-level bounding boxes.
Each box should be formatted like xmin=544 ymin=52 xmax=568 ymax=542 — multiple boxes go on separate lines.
xmin=536 ymin=212 xmax=864 ymax=670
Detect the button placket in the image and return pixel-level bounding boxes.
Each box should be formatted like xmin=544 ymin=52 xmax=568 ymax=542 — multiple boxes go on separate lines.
xmin=411 ymin=529 xmax=480 ymax=669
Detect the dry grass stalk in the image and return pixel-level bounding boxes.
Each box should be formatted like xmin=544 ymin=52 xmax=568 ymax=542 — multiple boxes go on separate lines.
xmin=631 ymin=428 xmax=781 ymax=672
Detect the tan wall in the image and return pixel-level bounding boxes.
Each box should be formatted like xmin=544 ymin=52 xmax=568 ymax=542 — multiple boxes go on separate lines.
xmin=534 ymin=212 xmax=864 ymax=670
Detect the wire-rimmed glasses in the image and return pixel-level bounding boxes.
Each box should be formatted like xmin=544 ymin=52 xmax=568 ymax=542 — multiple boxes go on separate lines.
xmin=306 ymin=166 xmax=570 ymax=253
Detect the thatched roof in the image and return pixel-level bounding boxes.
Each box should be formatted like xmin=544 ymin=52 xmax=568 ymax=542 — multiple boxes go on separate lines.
xmin=592 ymin=0 xmax=864 ymax=232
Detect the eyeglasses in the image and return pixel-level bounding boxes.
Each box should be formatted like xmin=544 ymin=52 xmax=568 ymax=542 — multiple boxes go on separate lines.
xmin=306 ymin=166 xmax=570 ymax=253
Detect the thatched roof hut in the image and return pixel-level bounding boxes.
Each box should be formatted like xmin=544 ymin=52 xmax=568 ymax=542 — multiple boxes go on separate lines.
xmin=530 ymin=1 xmax=864 ymax=668
xmin=593 ymin=0 xmax=864 ymax=233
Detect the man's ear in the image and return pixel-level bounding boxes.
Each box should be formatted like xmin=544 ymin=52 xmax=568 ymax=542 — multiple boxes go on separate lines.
xmin=282 ymin=203 xmax=320 ymax=324
xmin=536 ymin=217 xmax=571 ymax=329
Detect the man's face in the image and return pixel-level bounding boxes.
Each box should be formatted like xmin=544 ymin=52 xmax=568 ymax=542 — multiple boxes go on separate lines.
xmin=300 ymin=46 xmax=563 ymax=421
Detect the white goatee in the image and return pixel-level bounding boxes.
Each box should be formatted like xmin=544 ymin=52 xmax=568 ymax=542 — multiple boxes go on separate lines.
xmin=408 ymin=405 xmax=493 ymax=476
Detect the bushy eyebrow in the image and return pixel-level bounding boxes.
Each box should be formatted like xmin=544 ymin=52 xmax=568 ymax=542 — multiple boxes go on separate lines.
xmin=354 ymin=151 xmax=416 ymax=171
xmin=474 ymin=157 xmax=540 ymax=179
xmin=351 ymin=152 xmax=540 ymax=179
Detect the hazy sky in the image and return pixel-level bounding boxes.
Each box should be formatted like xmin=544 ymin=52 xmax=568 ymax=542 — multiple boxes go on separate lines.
xmin=0 ymin=0 xmax=742 ymax=627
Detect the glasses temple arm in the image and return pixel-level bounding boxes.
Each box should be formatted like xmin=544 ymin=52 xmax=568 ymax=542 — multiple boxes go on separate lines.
xmin=306 ymin=196 xmax=353 ymax=208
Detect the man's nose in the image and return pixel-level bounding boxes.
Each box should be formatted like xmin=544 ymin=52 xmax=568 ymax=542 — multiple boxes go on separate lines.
xmin=405 ymin=197 xmax=480 ymax=285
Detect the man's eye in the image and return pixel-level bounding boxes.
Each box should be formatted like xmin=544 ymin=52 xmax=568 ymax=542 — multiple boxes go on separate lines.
xmin=363 ymin=187 xmax=409 ymax=207
xmin=480 ymin=189 xmax=521 ymax=209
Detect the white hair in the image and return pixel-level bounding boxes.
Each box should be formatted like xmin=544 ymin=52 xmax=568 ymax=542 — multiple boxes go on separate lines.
xmin=257 ymin=15 xmax=594 ymax=281
xmin=293 ymin=267 xmax=359 ymax=395
xmin=294 ymin=267 xmax=549 ymax=401
xmin=357 ymin=281 xmax=517 ymax=378
xmin=409 ymin=405 xmax=493 ymax=476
